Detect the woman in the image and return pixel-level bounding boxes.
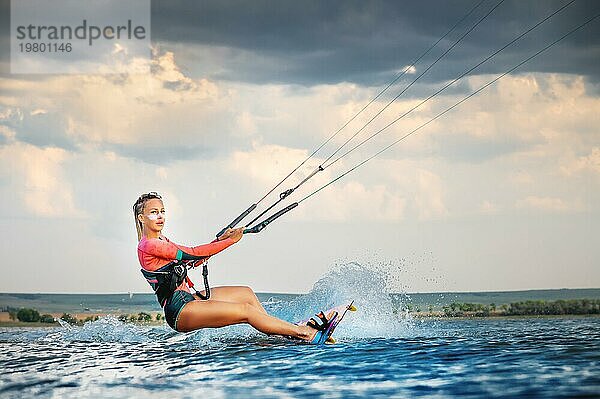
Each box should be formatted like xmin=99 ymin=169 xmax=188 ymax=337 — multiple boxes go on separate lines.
xmin=134 ymin=192 xmax=334 ymax=342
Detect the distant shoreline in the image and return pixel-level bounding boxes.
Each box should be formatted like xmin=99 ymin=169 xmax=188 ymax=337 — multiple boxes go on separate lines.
xmin=2 ymin=297 xmax=599 ymax=328
xmin=0 ymin=311 xmax=164 ymax=327
xmin=1 ymin=312 xmax=598 ymax=328
xmin=2 ymin=288 xmax=599 ymax=314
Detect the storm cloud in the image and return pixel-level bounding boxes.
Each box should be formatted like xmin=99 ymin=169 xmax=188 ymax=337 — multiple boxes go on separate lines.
xmin=148 ymin=0 xmax=600 ymax=85
xmin=1 ymin=0 xmax=599 ymax=85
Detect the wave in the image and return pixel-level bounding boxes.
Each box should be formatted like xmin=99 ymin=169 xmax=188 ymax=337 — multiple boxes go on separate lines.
xmin=267 ymin=261 xmax=414 ymax=339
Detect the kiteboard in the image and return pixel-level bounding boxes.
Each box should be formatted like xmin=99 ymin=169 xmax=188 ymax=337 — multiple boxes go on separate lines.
xmin=296 ymin=300 xmax=357 ymax=345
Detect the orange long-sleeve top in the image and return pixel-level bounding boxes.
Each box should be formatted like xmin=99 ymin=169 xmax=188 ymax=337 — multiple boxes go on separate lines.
xmin=137 ymin=234 xmax=236 ymax=293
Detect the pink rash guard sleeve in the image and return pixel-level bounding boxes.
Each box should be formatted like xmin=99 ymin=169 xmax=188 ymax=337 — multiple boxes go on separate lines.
xmin=138 ymin=236 xmax=233 ymax=260
xmin=137 ymin=235 xmax=236 ymax=272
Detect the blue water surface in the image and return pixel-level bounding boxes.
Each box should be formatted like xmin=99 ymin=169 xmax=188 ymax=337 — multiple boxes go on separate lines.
xmin=1 ymin=264 xmax=599 ymax=398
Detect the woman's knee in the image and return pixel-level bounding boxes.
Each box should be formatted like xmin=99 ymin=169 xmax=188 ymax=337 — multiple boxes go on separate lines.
xmin=231 ymin=285 xmax=257 ymax=302
xmin=242 ymin=285 xmax=257 ymax=297
xmin=232 ymin=285 xmax=254 ymax=294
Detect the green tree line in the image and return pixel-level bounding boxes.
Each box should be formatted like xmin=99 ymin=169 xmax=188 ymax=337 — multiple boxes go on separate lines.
xmin=505 ymin=299 xmax=600 ymax=316
xmin=442 ymin=299 xmax=600 ymax=317
xmin=4 ymin=307 xmax=159 ymax=325
xmin=9 ymin=307 xmax=55 ymax=323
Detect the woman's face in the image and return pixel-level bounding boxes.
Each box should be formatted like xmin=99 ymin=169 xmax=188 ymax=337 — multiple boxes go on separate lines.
xmin=139 ymin=198 xmax=165 ymax=232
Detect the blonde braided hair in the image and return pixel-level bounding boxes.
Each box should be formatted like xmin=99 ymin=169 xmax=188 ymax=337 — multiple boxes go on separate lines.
xmin=132 ymin=192 xmax=162 ymax=241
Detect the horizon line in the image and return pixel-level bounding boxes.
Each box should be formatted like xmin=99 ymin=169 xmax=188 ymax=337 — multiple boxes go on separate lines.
xmin=1 ymin=287 xmax=599 ymax=296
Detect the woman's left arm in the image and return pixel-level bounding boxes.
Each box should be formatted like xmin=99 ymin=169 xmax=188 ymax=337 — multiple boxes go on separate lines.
xmin=175 ymin=237 xmax=237 ymax=260
xmin=139 ymin=233 xmax=239 ymax=263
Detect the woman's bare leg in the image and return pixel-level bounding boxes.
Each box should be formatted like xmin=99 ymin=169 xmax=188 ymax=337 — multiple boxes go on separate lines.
xmin=195 ymin=286 xmax=267 ymax=314
xmin=177 ymin=299 xmax=316 ymax=340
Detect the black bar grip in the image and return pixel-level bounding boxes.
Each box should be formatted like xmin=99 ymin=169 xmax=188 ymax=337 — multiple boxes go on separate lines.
xmin=246 ymin=188 xmax=295 ymax=228
xmin=243 ymin=202 xmax=298 ymax=234
xmin=216 ymin=203 xmax=257 ymax=238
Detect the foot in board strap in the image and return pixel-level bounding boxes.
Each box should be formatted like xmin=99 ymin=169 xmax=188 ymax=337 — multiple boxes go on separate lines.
xmin=304 ymin=310 xmax=339 ymax=345
xmin=291 ymin=301 xmax=357 ymax=344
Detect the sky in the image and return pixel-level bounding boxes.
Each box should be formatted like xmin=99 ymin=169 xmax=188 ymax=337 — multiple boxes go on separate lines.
xmin=0 ymin=0 xmax=599 ymax=294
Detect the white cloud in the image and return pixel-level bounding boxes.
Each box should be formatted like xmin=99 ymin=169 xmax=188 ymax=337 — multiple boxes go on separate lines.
xmin=0 ymin=107 xmax=23 ymax=123
xmin=295 ymin=158 xmax=446 ymax=222
xmin=561 ymin=147 xmax=600 ymax=177
xmin=230 ymin=143 xmax=312 ymax=185
xmin=414 ymin=168 xmax=447 ymax=220
xmin=0 ymin=142 xmax=86 ymax=218
xmin=428 ymin=74 xmax=600 ymax=162
xmin=0 ymin=125 xmax=16 ymax=142
xmin=0 ymin=51 xmax=231 ymax=157
xmin=300 ymin=180 xmax=407 ymax=222
xmin=234 ymin=111 xmax=259 ymax=137
xmin=229 ymin=144 xmax=410 ymax=222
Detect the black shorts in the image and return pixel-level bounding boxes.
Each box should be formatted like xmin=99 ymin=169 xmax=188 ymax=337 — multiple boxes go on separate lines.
xmin=164 ymin=290 xmax=196 ymax=331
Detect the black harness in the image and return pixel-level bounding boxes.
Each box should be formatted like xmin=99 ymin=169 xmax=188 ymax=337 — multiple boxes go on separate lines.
xmin=141 ymin=260 xmax=211 ymax=307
